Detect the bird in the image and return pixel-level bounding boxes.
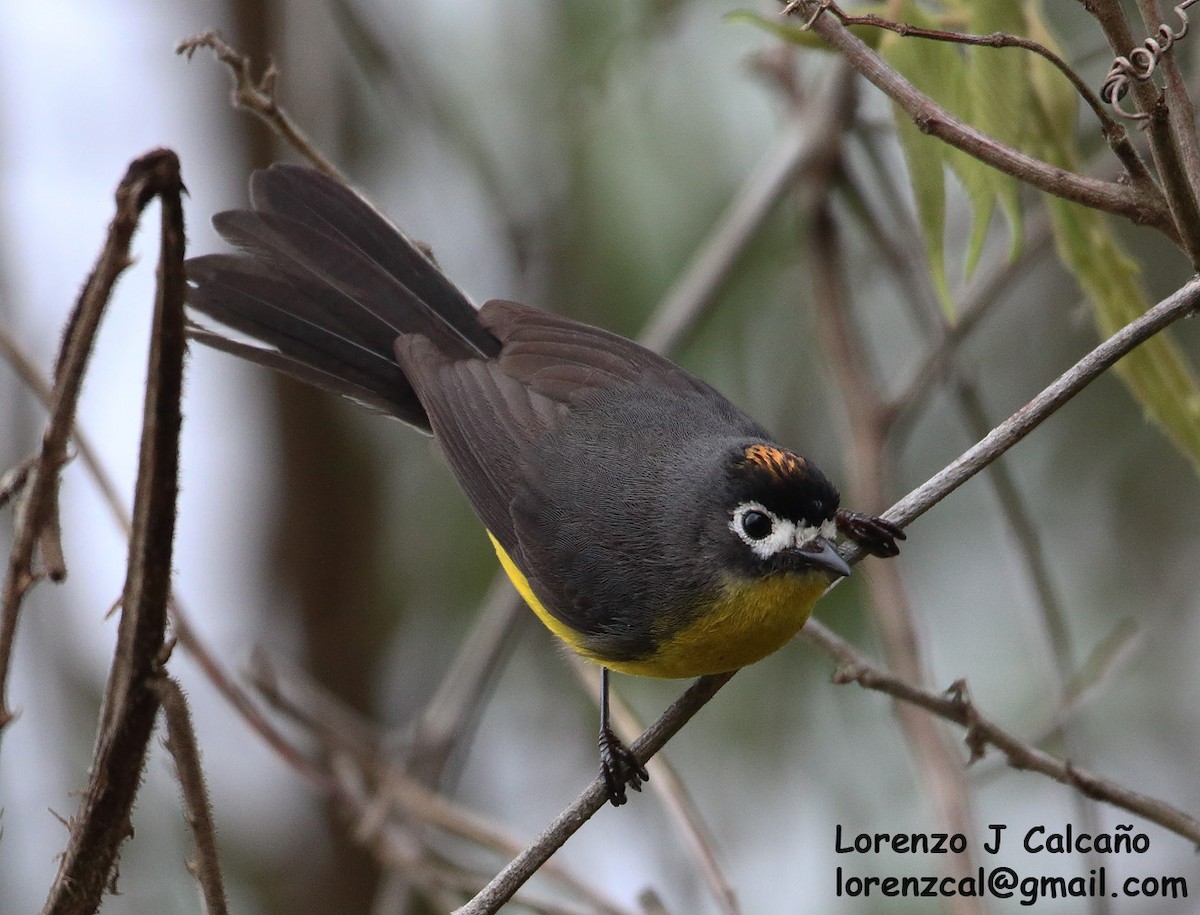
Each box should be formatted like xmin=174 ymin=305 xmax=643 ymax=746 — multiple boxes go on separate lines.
xmin=185 ymin=164 xmax=904 ymax=805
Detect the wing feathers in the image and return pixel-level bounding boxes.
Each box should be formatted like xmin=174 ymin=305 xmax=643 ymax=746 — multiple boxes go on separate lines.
xmin=394 ymin=334 xmax=559 ymax=550
xmin=479 ymin=299 xmax=719 ymax=401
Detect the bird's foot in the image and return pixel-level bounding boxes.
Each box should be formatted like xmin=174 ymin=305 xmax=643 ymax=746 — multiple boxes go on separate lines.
xmin=835 ymin=509 xmax=906 ymax=557
xmin=598 ymin=725 xmax=648 ymax=806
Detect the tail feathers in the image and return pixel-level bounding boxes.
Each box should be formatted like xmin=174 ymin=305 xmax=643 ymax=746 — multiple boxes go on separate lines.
xmin=186 ymin=253 xmax=424 ymax=422
xmin=186 ymin=165 xmax=500 ymax=427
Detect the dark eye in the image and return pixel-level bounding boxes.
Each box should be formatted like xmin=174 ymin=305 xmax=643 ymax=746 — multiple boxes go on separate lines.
xmin=741 ymin=510 xmax=773 ymax=540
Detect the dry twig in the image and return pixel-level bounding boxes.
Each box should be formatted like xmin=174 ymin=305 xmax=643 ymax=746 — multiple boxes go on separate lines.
xmin=176 ymin=31 xmax=344 ymax=180
xmin=42 ymin=148 xmax=188 ymax=915
xmin=157 ymin=676 xmax=230 ymax=915
xmin=783 ymin=0 xmax=1176 ymax=237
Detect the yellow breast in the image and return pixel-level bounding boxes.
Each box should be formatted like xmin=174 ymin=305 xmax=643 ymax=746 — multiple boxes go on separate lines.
xmin=489 ymin=532 xmax=828 ymax=679
xmin=617 ymin=571 xmax=829 ymax=678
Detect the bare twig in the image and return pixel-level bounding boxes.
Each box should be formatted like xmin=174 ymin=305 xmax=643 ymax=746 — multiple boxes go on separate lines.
xmin=251 ymin=656 xmax=636 ymax=915
xmin=808 ymin=0 xmax=1156 ymax=193
xmin=870 ymin=275 xmax=1200 ymax=540
xmin=156 ymin=676 xmax=230 ymax=915
xmin=406 ymin=580 xmax=528 ymax=785
xmin=886 ymin=216 xmax=1055 ymax=427
xmin=954 ymin=380 xmax=1075 ymax=673
xmin=0 ymin=325 xmax=329 ymax=789
xmin=0 ymin=454 xmax=36 ymax=510
xmin=44 ymin=148 xmax=187 ymax=914
xmin=638 ymin=80 xmax=853 ymax=353
xmin=176 ymin=31 xmax=345 ymax=180
xmin=801 ymin=620 xmax=1200 ymax=843
xmin=572 ymin=658 xmax=739 ymax=915
xmin=0 ymin=151 xmax=179 ymax=730
xmin=331 ymin=763 xmax=626 ymax=915
xmin=456 ymin=673 xmax=736 ymax=915
xmin=784 ymin=0 xmax=1177 ymax=238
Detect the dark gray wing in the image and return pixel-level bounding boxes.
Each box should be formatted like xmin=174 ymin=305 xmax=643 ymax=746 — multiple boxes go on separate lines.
xmin=393 ymin=333 xmax=561 ymax=552
xmin=479 ymin=298 xmax=725 ymax=404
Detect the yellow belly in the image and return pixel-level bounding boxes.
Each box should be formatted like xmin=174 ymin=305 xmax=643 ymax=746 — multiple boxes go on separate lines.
xmin=488 ymin=532 xmax=828 ymax=679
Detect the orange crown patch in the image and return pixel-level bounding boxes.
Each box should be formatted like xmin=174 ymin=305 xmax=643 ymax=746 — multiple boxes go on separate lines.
xmin=741 ymin=444 xmax=807 ymax=480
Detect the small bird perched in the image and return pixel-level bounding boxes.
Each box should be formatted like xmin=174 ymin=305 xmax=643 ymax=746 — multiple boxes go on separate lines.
xmin=186 ymin=165 xmax=904 ymax=805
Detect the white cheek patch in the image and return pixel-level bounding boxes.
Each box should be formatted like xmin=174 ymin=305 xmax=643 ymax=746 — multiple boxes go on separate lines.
xmin=730 ymin=502 xmax=796 ymax=560
xmin=730 ymin=502 xmax=837 ymax=560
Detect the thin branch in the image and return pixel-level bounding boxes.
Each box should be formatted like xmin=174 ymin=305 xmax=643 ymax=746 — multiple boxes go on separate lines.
xmin=455 ymin=673 xmax=735 ymax=915
xmin=800 ymin=620 xmax=1200 ymax=843
xmin=176 ymin=31 xmax=345 ymax=180
xmin=784 ymin=0 xmax=1177 ymax=238
xmin=0 ymin=454 xmax=36 ymax=510
xmin=1085 ymin=0 xmax=1200 ymax=260
xmin=809 ymin=1 xmax=1157 ymax=193
xmin=0 ymin=151 xmax=179 ymax=729
xmin=886 ymin=215 xmax=1055 ymax=427
xmin=44 ymin=148 xmax=187 ymax=914
xmin=406 ymin=580 xmax=528 ymax=785
xmin=251 ymin=656 xmax=637 ymax=915
xmin=571 ymin=657 xmax=740 ymax=915
xmin=0 ymin=325 xmax=329 ymax=789
xmin=954 ymin=380 xmax=1075 ymax=674
xmin=871 ymin=275 xmax=1200 ymax=540
xmin=156 ymin=676 xmax=230 ymax=915
xmin=331 ymin=767 xmax=622 ymax=915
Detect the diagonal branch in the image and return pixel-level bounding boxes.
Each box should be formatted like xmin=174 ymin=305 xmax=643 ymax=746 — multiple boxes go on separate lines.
xmin=801 ymin=620 xmax=1200 ymax=843
xmin=874 ymin=274 xmax=1200 ymax=538
xmin=454 ymin=673 xmax=735 ymax=915
xmin=176 ymin=31 xmax=344 ymax=180
xmin=809 ymin=199 xmax=982 ymax=913
xmin=805 ymin=0 xmax=1157 ymax=194
xmin=784 ymin=0 xmax=1177 ymax=239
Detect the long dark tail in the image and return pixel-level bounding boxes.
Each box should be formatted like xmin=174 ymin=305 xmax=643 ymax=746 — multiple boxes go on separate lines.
xmin=185 ymin=165 xmax=500 ymax=430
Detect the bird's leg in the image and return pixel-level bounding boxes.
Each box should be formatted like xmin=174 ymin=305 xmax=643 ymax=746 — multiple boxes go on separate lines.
xmin=597 ymin=667 xmax=648 ymax=806
xmin=835 ymin=508 xmax=906 ymax=558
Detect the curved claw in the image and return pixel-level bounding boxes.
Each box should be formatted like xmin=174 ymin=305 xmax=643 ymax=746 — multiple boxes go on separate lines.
xmin=599 ymin=726 xmax=648 ymax=806
xmin=835 ymin=509 xmax=906 ymax=558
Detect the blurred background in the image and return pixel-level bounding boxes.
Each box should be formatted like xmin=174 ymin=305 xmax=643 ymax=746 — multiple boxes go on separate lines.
xmin=1 ymin=1 xmax=1198 ymax=913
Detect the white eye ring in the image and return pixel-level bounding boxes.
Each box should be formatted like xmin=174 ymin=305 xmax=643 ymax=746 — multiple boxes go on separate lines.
xmin=730 ymin=502 xmax=796 ymax=560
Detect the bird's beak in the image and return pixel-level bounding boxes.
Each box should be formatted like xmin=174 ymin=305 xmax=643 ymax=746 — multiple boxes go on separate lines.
xmin=794 ymin=536 xmax=851 ymax=579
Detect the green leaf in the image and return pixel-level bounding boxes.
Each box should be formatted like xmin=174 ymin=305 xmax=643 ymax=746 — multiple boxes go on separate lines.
xmin=1047 ymin=198 xmax=1200 ymax=469
xmin=880 ymin=2 xmax=972 ymax=313
xmin=1017 ymin=2 xmax=1200 ymax=469
xmin=959 ymin=0 xmax=1026 ymax=268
